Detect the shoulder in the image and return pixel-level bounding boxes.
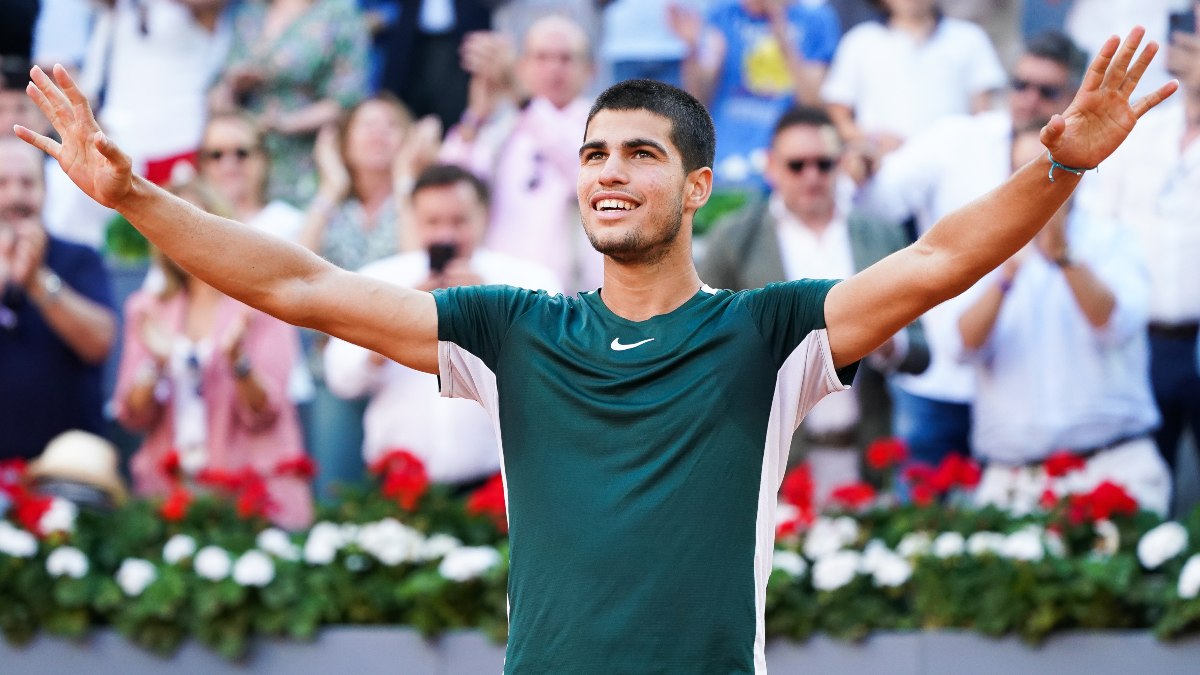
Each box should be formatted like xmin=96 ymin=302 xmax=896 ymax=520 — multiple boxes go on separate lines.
xmin=839 ymin=20 xmax=886 ymax=45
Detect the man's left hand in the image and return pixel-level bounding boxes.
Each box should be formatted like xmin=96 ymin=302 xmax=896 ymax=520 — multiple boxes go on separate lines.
xmin=1041 ymin=27 xmax=1177 ymax=171
xmin=4 ymin=217 xmax=47 ymax=290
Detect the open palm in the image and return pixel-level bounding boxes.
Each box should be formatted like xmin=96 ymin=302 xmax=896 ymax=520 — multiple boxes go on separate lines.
xmin=14 ymin=65 xmax=135 ymax=210
xmin=1040 ymin=27 xmax=1177 ymax=170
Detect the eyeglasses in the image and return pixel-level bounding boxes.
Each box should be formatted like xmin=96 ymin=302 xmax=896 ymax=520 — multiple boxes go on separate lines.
xmin=784 ymin=157 xmax=837 ymax=174
xmin=201 ymin=146 xmax=257 ymax=162
xmin=1011 ymin=78 xmax=1065 ymax=100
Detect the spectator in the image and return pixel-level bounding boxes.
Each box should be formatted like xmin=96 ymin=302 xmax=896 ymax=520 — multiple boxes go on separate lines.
xmin=670 ymin=0 xmax=840 ymax=187
xmin=43 ymin=0 xmax=232 ymax=248
xmin=114 ymin=180 xmax=313 ymax=529
xmin=297 ymin=94 xmax=440 ymax=498
xmin=377 ymin=0 xmax=495 ymax=132
xmin=598 ymin=0 xmax=705 ymax=88
xmin=822 ymin=0 xmax=1005 ymax=159
xmin=440 ymin=15 xmax=601 ymax=292
xmin=0 ymin=137 xmax=117 ymax=460
xmin=324 ymin=165 xmax=560 ymax=486
xmin=0 ymin=58 xmax=44 ymax=137
xmin=698 ymin=105 xmax=928 ymax=501
xmin=961 ymin=130 xmax=1165 ymax=515
xmin=854 ymin=31 xmax=1088 ymax=468
xmin=1081 ymin=6 xmax=1200 ymax=486
xmin=211 ymin=0 xmax=369 ymax=207
xmin=941 ymin=0 xmax=1023 ymax=68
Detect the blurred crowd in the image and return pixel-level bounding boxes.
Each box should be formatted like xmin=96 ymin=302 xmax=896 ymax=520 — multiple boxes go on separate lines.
xmin=1 ymin=0 xmax=1198 ymax=528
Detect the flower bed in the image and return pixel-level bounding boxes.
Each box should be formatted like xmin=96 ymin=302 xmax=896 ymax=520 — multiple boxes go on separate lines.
xmin=3 ymin=446 xmax=1200 ymax=660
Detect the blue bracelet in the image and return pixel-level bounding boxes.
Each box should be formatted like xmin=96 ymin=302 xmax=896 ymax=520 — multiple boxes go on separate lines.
xmin=1046 ymin=150 xmax=1093 ymax=182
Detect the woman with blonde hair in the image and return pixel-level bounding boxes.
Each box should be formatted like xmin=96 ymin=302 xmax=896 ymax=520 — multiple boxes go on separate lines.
xmin=113 ymin=179 xmax=313 ymax=529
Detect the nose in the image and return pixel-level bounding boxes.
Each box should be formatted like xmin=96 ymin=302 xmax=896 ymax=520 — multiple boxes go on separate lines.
xmin=597 ymin=154 xmax=629 ymax=186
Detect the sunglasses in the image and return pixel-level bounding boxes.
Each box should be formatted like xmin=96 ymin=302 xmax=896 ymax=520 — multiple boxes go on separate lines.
xmin=201 ymin=146 xmax=258 ymax=162
xmin=1011 ymin=78 xmax=1065 ymax=100
xmin=784 ymin=157 xmax=837 ymax=174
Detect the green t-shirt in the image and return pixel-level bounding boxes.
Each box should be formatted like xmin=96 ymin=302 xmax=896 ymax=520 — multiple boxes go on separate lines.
xmin=433 ymin=280 xmax=853 ymax=674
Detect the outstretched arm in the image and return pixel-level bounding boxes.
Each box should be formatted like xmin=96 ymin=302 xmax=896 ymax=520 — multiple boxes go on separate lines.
xmin=824 ymin=27 xmax=1177 ymax=368
xmin=15 ymin=65 xmax=439 ymax=374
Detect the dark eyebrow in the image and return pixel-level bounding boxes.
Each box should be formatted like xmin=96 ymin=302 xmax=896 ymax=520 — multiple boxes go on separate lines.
xmin=579 ymin=140 xmax=607 ymax=159
xmin=578 ymin=138 xmax=669 ymax=160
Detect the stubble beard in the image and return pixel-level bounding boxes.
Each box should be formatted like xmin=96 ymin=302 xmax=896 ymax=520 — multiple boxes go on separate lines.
xmin=584 ymin=200 xmax=685 ymax=266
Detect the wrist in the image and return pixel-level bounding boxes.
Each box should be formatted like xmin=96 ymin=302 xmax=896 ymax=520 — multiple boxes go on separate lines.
xmin=233 ymin=353 xmax=253 ymax=380
xmin=27 ymin=268 xmax=63 ymax=307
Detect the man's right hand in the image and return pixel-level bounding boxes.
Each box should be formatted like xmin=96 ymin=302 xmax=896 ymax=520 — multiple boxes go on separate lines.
xmin=15 ymin=65 xmax=136 ymax=211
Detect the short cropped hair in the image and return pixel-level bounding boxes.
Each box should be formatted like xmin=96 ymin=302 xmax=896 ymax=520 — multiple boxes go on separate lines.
xmin=585 ymin=79 xmax=716 ymax=173
xmin=412 ymin=164 xmax=491 ymax=208
xmin=1025 ymin=31 xmax=1089 ymax=88
xmin=0 ymin=56 xmax=31 ymax=92
xmin=771 ymin=105 xmax=836 ymax=141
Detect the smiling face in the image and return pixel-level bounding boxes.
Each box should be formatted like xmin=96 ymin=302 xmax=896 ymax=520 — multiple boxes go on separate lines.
xmin=198 ymin=116 xmax=267 ymax=208
xmin=0 ymin=139 xmax=44 ymax=230
xmin=343 ymin=98 xmax=408 ymax=174
xmin=578 ymin=109 xmax=711 ymax=265
xmin=764 ymin=122 xmax=841 ymax=223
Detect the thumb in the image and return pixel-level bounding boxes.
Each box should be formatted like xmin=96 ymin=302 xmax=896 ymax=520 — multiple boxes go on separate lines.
xmin=1039 ymin=114 xmax=1065 ymax=150
xmin=93 ymin=131 xmax=132 ymax=171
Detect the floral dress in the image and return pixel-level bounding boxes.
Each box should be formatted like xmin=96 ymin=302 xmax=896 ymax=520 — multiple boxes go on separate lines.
xmin=225 ymin=0 xmax=368 ymax=206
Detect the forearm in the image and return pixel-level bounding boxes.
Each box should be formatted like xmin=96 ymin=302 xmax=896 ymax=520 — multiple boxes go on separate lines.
xmin=679 ymin=53 xmax=716 ymax=105
xmin=826 ymin=104 xmax=861 ymax=143
xmin=1060 ymin=262 xmax=1116 ymax=327
xmin=234 ymin=371 xmax=271 ymax=414
xmin=117 ymin=176 xmax=334 ymax=327
xmin=119 ymin=363 xmax=163 ymax=430
xmin=273 ymin=100 xmax=343 ymax=137
xmin=28 ymin=269 xmax=116 ymax=364
xmin=958 ymin=283 xmax=1007 ymax=351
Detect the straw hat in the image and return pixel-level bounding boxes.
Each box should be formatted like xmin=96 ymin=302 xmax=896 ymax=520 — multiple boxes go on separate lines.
xmin=27 ymin=431 xmax=128 ymax=504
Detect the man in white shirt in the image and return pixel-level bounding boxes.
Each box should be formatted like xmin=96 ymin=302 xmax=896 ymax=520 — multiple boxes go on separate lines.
xmin=324 ymin=164 xmax=560 ymax=485
xmin=1081 ymin=11 xmax=1200 ymax=484
xmin=957 ymin=130 xmax=1166 ymax=515
xmin=855 ymin=31 xmax=1088 ymax=469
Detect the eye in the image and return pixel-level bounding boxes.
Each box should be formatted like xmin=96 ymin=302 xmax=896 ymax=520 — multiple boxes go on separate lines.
xmin=584 ymin=150 xmax=606 ymax=162
xmin=634 ymin=149 xmax=654 ymax=159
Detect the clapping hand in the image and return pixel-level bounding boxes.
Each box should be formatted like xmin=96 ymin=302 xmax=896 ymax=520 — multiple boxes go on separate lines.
xmin=15 ymin=66 xmax=135 ymax=211
xmin=1039 ymin=27 xmax=1177 ymax=172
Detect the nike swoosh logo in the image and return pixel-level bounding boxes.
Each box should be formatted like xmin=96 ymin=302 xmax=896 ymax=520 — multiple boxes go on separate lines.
xmin=610 ymin=337 xmax=655 ymax=351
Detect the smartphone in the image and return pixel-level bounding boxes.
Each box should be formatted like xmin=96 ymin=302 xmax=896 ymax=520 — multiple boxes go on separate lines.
xmin=1169 ymin=10 xmax=1196 ymax=41
xmin=428 ymin=242 xmax=458 ymax=274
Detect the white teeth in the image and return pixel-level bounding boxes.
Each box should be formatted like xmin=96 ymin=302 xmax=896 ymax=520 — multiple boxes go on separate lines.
xmin=595 ymin=199 xmax=635 ymax=211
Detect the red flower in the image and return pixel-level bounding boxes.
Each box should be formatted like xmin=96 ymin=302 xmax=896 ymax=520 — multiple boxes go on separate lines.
xmin=829 ymin=482 xmax=877 ymax=510
xmin=235 ymin=471 xmax=274 ymax=520
xmin=195 ymin=467 xmax=241 ymax=491
xmin=780 ymin=463 xmax=814 ymax=510
xmin=776 ymin=518 xmax=801 ymax=539
xmin=159 ymin=449 xmax=181 ymax=480
xmin=1044 ymin=451 xmax=1087 ymax=478
xmin=1040 ymin=489 xmax=1059 ymax=510
xmin=467 ymin=473 xmax=508 ymax=533
xmin=1067 ymin=481 xmax=1139 ymax=524
xmin=911 ymin=482 xmax=936 ymax=507
xmin=274 ymin=455 xmax=318 ymax=480
xmin=866 ymin=438 xmax=909 ymax=471
xmin=0 ymin=458 xmax=27 ymax=499
xmin=374 ymin=449 xmax=429 ymax=511
xmin=930 ymin=454 xmax=982 ymax=493
xmin=14 ymin=490 xmax=53 ymax=535
xmin=160 ymin=485 xmax=193 ymax=522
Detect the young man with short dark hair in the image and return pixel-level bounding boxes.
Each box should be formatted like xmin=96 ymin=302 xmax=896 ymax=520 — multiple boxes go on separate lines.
xmin=17 ymin=29 xmax=1174 ymax=671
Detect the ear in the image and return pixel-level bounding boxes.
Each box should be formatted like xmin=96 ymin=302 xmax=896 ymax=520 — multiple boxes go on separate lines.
xmin=683 ymin=166 xmax=713 ymax=213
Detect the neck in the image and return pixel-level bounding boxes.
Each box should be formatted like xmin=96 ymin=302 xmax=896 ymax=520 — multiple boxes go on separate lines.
xmin=788 ymin=201 xmax=836 ymax=233
xmin=351 ymin=169 xmax=393 ymax=210
xmin=890 ymin=12 xmax=936 ymax=38
xmin=599 ymin=243 xmax=702 ymax=322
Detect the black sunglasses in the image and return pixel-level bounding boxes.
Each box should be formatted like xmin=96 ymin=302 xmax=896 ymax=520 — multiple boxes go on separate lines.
xmin=1011 ymin=78 xmax=1064 ymax=100
xmin=785 ymin=157 xmax=837 ymax=174
xmin=201 ymin=146 xmax=257 ymax=162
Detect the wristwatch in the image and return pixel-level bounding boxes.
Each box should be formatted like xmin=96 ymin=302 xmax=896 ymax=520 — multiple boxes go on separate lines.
xmin=32 ymin=270 xmax=64 ymax=306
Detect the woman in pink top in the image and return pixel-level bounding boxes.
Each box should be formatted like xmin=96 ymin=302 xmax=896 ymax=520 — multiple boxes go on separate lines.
xmin=114 ymin=179 xmax=313 ymax=529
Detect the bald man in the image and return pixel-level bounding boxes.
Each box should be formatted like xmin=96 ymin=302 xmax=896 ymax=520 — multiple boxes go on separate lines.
xmin=440 ymin=15 xmax=603 ymax=292
xmin=0 ymin=137 xmax=116 ymax=459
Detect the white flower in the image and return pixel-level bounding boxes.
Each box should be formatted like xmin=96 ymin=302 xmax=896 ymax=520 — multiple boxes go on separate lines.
xmin=1001 ymin=529 xmax=1045 ymax=562
xmin=966 ymin=532 xmax=1006 ymax=556
xmin=420 ymin=534 xmax=462 ymax=561
xmin=116 ymin=558 xmax=157 ymax=596
xmin=1094 ymin=519 xmax=1121 ymax=557
xmin=1044 ymin=529 xmax=1067 ymax=558
xmin=812 ymin=550 xmax=861 ymax=592
xmin=356 ymin=518 xmax=425 ymax=566
xmin=438 ymin=546 xmax=501 ymax=582
xmin=256 ymin=528 xmax=300 ymax=561
xmin=860 ymin=539 xmax=891 ymax=573
xmin=38 ymin=498 xmax=77 ymax=535
xmin=194 ymin=546 xmax=232 ymax=581
xmin=232 ymin=550 xmax=275 ymax=587
xmin=1178 ymin=555 xmax=1200 ymax=599
xmin=162 ymin=534 xmax=197 ymax=564
xmin=870 ymin=551 xmax=912 ymax=588
xmin=896 ymin=532 xmax=932 ymax=559
xmin=776 ymin=501 xmax=800 ymax=525
xmin=802 ymin=516 xmax=859 ymax=560
xmin=0 ymin=522 xmax=37 ymax=558
xmin=303 ymin=522 xmax=345 ymax=565
xmin=1138 ymin=522 xmax=1188 ymax=570
xmin=45 ymin=546 xmax=89 ymax=579
xmin=933 ymin=532 xmax=965 ymax=558
xmin=772 ymin=550 xmax=807 ymax=577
